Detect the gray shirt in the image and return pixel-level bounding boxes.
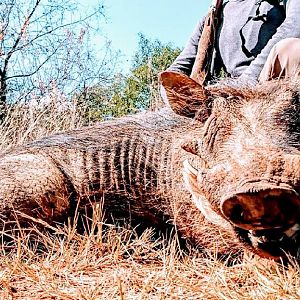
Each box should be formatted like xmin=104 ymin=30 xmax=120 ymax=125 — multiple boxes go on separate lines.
xmin=168 ymin=0 xmax=300 ymax=85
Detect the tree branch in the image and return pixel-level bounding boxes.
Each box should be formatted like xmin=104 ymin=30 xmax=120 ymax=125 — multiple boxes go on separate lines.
xmin=6 ymin=43 xmax=62 ymax=80
xmin=3 ymin=0 xmax=42 ymax=76
xmin=9 ymin=10 xmax=100 ymax=55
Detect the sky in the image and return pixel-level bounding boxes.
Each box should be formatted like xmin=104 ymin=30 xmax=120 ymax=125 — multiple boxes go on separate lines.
xmin=99 ymin=0 xmax=211 ymax=68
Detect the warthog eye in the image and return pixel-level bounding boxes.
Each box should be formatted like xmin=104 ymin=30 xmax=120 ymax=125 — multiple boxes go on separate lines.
xmin=287 ymin=109 xmax=300 ymax=135
xmin=291 ymin=91 xmax=300 ymax=105
xmin=279 ymin=93 xmax=300 ymax=137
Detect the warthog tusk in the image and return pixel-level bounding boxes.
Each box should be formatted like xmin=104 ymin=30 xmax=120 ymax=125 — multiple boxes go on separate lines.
xmin=182 ymin=159 xmax=232 ymax=231
xmin=284 ymin=223 xmax=300 ymax=238
xmin=183 ymin=159 xmax=198 ymax=177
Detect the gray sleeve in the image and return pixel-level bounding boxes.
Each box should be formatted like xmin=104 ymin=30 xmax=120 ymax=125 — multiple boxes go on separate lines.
xmin=167 ymin=17 xmax=205 ymax=76
xmin=241 ymin=0 xmax=300 ymax=83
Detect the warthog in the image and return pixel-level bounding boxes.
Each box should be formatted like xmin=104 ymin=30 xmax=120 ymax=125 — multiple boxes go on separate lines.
xmin=0 ymin=71 xmax=300 ymax=260
xmin=161 ymin=72 xmax=300 ymax=259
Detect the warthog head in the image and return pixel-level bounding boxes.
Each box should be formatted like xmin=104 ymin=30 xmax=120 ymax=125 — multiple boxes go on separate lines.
xmin=161 ymin=71 xmax=300 ymax=259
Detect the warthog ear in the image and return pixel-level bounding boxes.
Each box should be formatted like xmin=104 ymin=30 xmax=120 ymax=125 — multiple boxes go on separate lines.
xmin=159 ymin=71 xmax=209 ymax=120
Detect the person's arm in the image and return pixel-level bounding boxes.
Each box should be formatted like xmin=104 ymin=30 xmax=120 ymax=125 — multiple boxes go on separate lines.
xmin=160 ymin=18 xmax=205 ymax=106
xmin=167 ymin=17 xmax=206 ymax=76
xmin=240 ymin=0 xmax=300 ymax=85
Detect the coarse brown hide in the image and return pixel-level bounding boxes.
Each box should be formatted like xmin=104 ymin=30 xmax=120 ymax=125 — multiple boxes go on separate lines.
xmin=161 ymin=71 xmax=300 ymax=259
xmin=0 ymin=87 xmax=238 ymax=258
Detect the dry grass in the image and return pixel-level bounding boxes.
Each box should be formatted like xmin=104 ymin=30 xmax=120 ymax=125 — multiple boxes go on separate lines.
xmin=0 ymin=210 xmax=300 ymax=300
xmin=0 ymin=102 xmax=299 ymax=299
xmin=0 ymin=96 xmax=87 ymax=152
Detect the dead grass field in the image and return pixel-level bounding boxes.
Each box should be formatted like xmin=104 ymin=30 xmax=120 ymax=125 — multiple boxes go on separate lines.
xmin=0 ymin=101 xmax=299 ymax=300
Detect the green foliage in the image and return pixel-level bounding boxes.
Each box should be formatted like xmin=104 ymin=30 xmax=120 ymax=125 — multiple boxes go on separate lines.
xmin=78 ymin=74 xmax=135 ymax=122
xmin=126 ymin=33 xmax=181 ymax=110
xmin=83 ymin=33 xmax=181 ymax=121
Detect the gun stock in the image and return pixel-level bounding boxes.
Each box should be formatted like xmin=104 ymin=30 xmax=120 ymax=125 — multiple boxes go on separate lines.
xmin=190 ymin=0 xmax=223 ymax=85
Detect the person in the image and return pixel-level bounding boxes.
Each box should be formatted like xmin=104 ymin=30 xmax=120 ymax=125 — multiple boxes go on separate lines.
xmin=167 ymin=0 xmax=300 ymax=87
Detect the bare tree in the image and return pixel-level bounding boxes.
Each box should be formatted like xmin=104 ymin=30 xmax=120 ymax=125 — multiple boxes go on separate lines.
xmin=0 ymin=0 xmax=115 ymax=120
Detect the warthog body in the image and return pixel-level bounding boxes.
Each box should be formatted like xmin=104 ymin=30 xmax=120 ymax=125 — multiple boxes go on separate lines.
xmin=0 ymin=106 xmax=236 ymax=253
xmin=2 ymin=71 xmax=300 ymax=260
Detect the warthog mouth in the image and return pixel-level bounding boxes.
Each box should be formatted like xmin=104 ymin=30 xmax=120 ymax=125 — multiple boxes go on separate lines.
xmin=235 ymin=223 xmax=300 ymax=259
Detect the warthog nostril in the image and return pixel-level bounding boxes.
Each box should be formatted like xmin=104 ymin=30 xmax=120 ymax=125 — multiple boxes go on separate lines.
xmin=230 ymin=203 xmax=244 ymax=222
xmin=221 ymin=188 xmax=300 ymax=230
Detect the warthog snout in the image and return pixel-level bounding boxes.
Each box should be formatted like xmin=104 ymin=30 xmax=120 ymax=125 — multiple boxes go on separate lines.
xmin=221 ymin=188 xmax=300 ymax=231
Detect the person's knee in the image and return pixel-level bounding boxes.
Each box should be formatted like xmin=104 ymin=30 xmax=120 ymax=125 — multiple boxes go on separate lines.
xmin=272 ymin=38 xmax=300 ymax=56
xmin=259 ymin=38 xmax=300 ymax=82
